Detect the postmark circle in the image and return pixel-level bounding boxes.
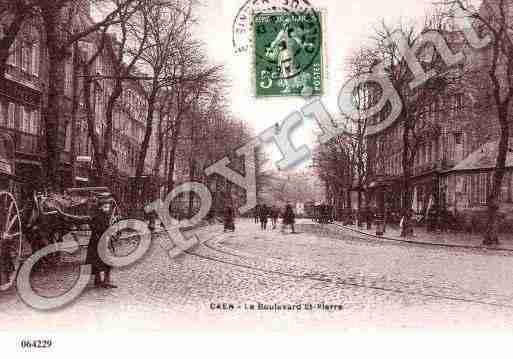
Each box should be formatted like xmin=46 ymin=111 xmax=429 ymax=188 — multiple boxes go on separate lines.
xmin=232 ymin=0 xmax=316 ymax=54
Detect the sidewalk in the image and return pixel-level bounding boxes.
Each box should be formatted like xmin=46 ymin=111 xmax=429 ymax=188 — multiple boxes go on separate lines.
xmin=334 ymin=222 xmax=513 ymax=252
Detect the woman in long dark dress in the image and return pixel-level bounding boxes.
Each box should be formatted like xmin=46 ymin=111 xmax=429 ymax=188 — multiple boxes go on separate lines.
xmin=223 ymin=205 xmax=235 ymax=232
xmin=281 ymin=204 xmax=296 ymax=234
xmin=270 ymin=206 xmax=279 ymax=229
xmin=86 ymin=196 xmax=117 ymax=288
xmin=51 ymin=193 xmax=117 ymax=288
xmin=259 ymin=205 xmax=269 ymax=230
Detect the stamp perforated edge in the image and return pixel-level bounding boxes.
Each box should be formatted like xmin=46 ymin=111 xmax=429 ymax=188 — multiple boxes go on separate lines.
xmin=249 ymin=7 xmax=329 ymax=100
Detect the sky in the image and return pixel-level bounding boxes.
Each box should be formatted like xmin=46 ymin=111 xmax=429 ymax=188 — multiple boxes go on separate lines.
xmin=193 ymin=0 xmax=482 ymax=169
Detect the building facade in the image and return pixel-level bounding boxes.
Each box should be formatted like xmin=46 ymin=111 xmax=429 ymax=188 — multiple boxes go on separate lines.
xmin=366 ymin=6 xmax=513 ymax=228
xmin=0 ymin=2 xmax=167 ymax=213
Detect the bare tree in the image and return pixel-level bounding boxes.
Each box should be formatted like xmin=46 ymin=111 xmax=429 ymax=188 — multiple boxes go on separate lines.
xmin=38 ymin=0 xmax=137 ymax=188
xmin=134 ymin=0 xmax=195 ymax=182
xmin=100 ymin=0 xmax=151 ymax=181
xmin=441 ymin=0 xmax=513 ymax=244
xmin=364 ymin=17 xmax=463 ymax=235
xmin=161 ymin=49 xmax=222 ymax=194
xmin=313 ymin=136 xmax=355 ymax=214
xmin=78 ymin=29 xmax=109 ymax=185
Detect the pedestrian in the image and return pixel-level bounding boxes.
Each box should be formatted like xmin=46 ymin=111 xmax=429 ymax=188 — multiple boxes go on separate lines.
xmin=206 ymin=208 xmax=215 ymax=225
xmin=366 ymin=206 xmax=373 ymax=230
xmin=254 ymin=204 xmax=260 ymax=224
xmin=270 ymin=206 xmax=279 ymax=229
xmin=223 ymin=205 xmax=235 ymax=232
xmin=86 ymin=194 xmax=117 ymax=289
xmin=281 ymin=204 xmax=296 ymax=234
xmin=259 ymin=204 xmax=269 ymax=230
xmin=51 ymin=193 xmax=117 ymax=289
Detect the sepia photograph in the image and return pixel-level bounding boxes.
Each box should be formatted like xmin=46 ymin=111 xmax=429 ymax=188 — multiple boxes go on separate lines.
xmin=0 ymin=0 xmax=513 ymax=356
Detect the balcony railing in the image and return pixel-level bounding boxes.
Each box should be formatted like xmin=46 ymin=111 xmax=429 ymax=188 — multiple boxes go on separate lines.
xmin=6 ymin=65 xmax=41 ymax=90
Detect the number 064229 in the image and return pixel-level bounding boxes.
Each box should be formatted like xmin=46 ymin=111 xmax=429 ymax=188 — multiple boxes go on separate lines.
xmin=20 ymin=339 xmax=53 ymax=349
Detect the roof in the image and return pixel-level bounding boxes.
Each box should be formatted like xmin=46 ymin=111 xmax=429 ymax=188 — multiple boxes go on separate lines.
xmin=451 ymin=138 xmax=513 ymax=172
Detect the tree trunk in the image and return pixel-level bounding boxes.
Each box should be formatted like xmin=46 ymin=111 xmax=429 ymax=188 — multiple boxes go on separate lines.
xmin=152 ymin=120 xmax=165 ymax=178
xmin=132 ymin=90 xmax=157 ymax=217
xmin=70 ymin=43 xmax=80 ymax=188
xmin=188 ymin=160 xmax=195 ymax=218
xmin=104 ymin=80 xmax=123 ymax=176
xmin=401 ymin=122 xmax=414 ymax=237
xmin=135 ymin=92 xmax=156 ymax=179
xmin=188 ymin=117 xmax=197 ymax=218
xmin=166 ymin=133 xmax=179 ymax=195
xmin=166 ymin=111 xmax=186 ymax=194
xmin=357 ymin=187 xmax=362 ymax=226
xmin=42 ymin=8 xmax=67 ymax=190
xmin=82 ymin=64 xmax=104 ymax=186
xmin=484 ymin=112 xmax=510 ymax=245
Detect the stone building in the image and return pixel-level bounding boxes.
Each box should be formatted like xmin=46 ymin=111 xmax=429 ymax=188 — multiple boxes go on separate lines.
xmin=366 ymin=1 xmax=513 ymax=228
xmin=0 ymin=16 xmax=44 ymax=195
xmin=0 ymin=2 xmax=163 ymax=208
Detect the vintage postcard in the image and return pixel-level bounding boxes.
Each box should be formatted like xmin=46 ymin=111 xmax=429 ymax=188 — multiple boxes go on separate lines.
xmin=0 ymin=0 xmax=512 ymax=357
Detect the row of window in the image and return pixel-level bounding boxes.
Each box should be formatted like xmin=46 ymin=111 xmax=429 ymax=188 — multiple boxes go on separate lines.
xmin=0 ymin=102 xmax=40 ymax=135
xmin=377 ymin=152 xmax=402 ymax=177
xmin=416 ymin=139 xmax=438 ymax=167
xmin=419 ymin=94 xmax=464 ymax=123
xmin=375 ymin=124 xmax=403 ymax=156
xmin=7 ymin=38 xmax=40 ymax=77
xmin=122 ymin=89 xmax=146 ymax=119
xmin=443 ymin=172 xmax=513 ymax=207
xmin=378 ymin=132 xmax=468 ymax=176
xmin=375 ymin=94 xmax=466 ymax=166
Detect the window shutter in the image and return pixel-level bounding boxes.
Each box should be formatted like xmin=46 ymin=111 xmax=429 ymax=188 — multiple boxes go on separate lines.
xmin=35 ymin=42 xmax=40 ymax=76
xmin=8 ymin=103 xmax=15 ymax=128
xmin=21 ymin=43 xmax=28 ymax=72
xmin=7 ymin=40 xmax=15 ymax=66
xmin=21 ymin=106 xmax=26 ymax=132
xmin=0 ymin=102 xmax=4 ymax=126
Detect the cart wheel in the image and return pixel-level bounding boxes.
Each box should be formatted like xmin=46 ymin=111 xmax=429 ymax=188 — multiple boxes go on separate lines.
xmin=0 ymin=191 xmax=23 ymax=292
xmin=109 ymin=202 xmax=125 ymax=254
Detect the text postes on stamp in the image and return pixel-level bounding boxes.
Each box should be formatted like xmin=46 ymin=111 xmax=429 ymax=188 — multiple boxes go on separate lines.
xmin=253 ymin=9 xmax=324 ymax=98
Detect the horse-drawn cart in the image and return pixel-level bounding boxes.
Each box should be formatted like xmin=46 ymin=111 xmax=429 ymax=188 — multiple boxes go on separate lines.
xmin=0 ymin=132 xmax=126 ymax=292
xmin=32 ymin=187 xmax=124 ymax=256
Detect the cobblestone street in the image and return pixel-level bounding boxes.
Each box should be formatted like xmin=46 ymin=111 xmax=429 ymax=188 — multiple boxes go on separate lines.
xmin=2 ymin=219 xmax=513 ymax=331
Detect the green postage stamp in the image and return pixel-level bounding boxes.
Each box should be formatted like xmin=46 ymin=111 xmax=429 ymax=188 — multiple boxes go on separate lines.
xmin=252 ymin=9 xmax=324 ymax=98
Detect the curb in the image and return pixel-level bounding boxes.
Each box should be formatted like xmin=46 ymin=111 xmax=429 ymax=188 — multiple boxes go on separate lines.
xmin=325 ymin=222 xmax=513 ymax=253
